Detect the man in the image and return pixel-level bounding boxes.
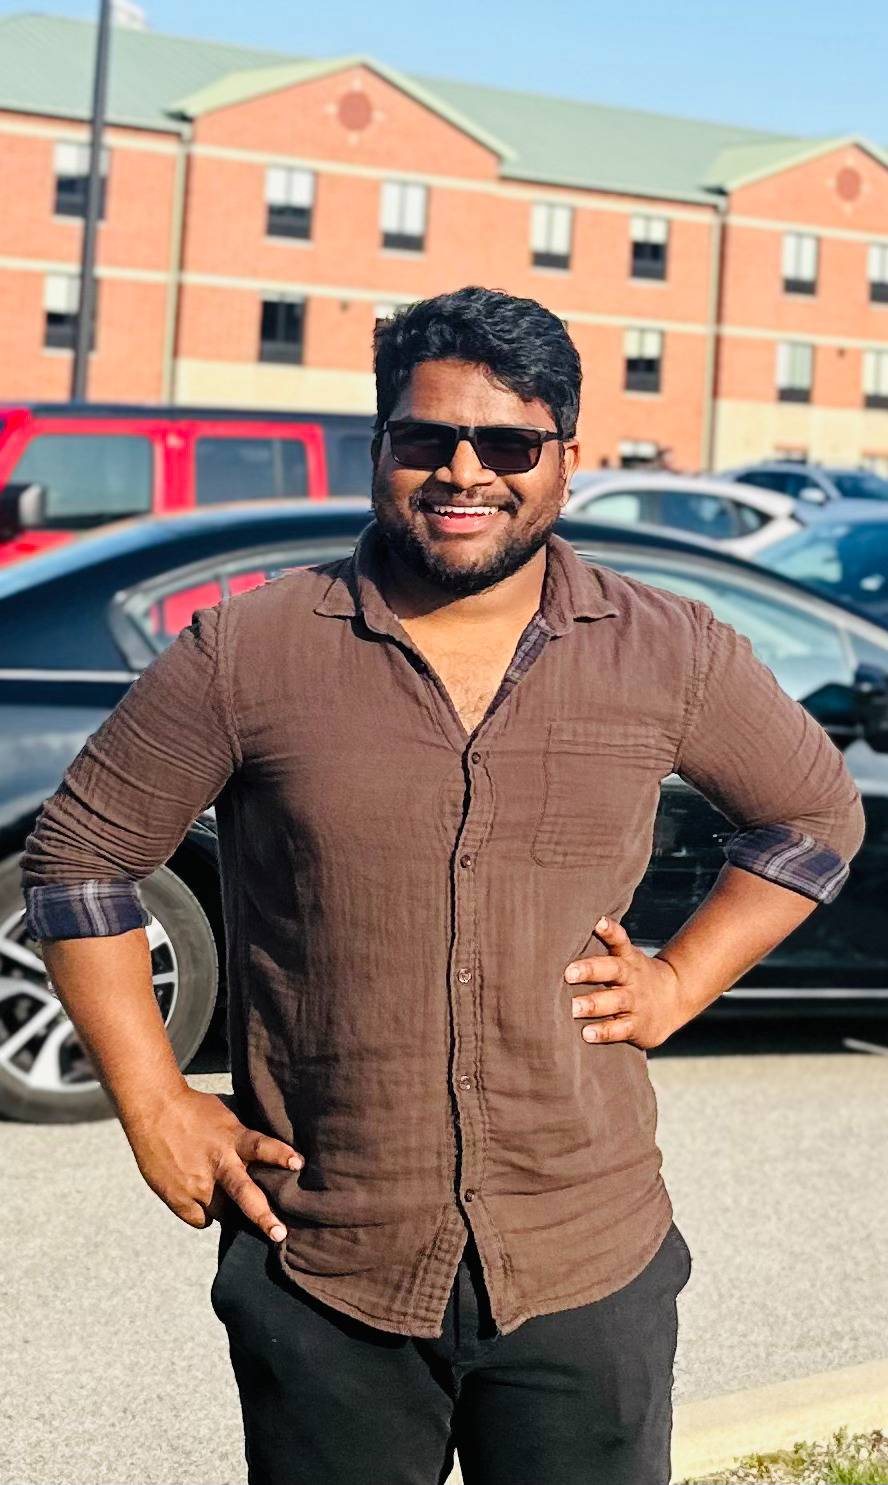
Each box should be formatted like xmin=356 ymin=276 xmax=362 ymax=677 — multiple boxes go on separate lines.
xmin=22 ymin=287 xmax=864 ymax=1485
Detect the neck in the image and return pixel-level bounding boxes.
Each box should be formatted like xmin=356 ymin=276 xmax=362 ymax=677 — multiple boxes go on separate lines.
xmin=382 ymin=544 xmax=548 ymax=627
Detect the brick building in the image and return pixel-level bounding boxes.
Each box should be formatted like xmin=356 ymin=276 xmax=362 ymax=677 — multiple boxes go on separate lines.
xmin=1 ymin=11 xmax=887 ymax=472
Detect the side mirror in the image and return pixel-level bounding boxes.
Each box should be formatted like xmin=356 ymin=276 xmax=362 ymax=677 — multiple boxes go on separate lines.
xmin=0 ymin=482 xmax=48 ymax=538
xmin=855 ymin=663 xmax=888 ymax=753
xmin=798 ymin=484 xmax=828 ymax=505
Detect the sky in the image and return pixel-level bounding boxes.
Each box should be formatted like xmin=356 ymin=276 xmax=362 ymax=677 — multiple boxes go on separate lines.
xmin=2 ymin=0 xmax=887 ymax=142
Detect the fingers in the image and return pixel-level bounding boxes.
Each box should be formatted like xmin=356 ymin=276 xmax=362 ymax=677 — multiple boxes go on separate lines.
xmin=571 ymin=987 xmax=631 ymax=1021
xmin=236 ymin=1128 xmax=304 ymax=1172
xmin=592 ymin=916 xmax=633 ymax=954
xmin=218 ymin=1157 xmax=289 ymax=1243
xmin=565 ymin=955 xmax=628 ymax=986
xmin=578 ymin=1015 xmax=636 ymax=1044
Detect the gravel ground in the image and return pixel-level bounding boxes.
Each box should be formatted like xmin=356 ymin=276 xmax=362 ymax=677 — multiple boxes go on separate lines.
xmin=2 ymin=1021 xmax=887 ymax=1484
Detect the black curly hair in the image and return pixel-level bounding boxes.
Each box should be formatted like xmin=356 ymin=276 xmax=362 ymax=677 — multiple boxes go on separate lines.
xmin=372 ymin=286 xmax=581 ymax=447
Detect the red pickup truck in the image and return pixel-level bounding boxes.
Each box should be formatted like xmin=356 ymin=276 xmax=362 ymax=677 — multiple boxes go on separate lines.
xmin=0 ymin=403 xmax=374 ymax=563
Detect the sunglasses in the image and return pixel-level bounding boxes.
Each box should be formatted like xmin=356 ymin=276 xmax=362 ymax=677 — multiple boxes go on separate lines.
xmin=383 ymin=419 xmax=562 ymax=475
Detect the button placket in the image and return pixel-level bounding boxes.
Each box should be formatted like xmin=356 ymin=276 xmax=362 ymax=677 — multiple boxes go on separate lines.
xmin=448 ymin=741 xmax=490 ymax=1210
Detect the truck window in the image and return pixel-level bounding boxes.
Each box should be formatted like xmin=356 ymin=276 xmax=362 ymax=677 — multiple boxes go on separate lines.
xmin=195 ymin=436 xmax=308 ymax=504
xmin=11 ymin=433 xmax=153 ymax=522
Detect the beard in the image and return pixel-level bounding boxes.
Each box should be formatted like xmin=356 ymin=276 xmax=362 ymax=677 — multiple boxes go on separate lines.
xmin=371 ymin=473 xmax=559 ymax=598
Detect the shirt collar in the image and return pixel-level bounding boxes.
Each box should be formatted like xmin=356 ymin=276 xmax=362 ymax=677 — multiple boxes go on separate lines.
xmin=313 ymin=521 xmax=619 ymax=636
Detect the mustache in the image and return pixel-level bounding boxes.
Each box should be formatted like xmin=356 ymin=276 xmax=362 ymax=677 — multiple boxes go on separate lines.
xmin=407 ymin=478 xmax=520 ymax=515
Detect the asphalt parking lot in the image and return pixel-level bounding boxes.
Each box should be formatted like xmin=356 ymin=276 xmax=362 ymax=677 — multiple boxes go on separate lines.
xmin=3 ymin=1017 xmax=887 ymax=1485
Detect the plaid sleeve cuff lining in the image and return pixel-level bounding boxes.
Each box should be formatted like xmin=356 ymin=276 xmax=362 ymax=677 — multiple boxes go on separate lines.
xmin=24 ymin=880 xmax=150 ymax=941
xmin=725 ymin=824 xmax=850 ymax=904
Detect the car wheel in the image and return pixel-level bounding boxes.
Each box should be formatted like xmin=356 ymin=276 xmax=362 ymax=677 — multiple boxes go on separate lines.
xmin=0 ymin=857 xmax=218 ymax=1123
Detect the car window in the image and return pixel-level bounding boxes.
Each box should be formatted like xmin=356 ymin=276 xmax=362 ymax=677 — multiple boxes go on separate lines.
xmin=328 ymin=432 xmax=372 ymax=496
xmin=194 ymin=436 xmax=308 ymax=505
xmin=759 ymin=524 xmax=888 ymax=608
xmin=734 ymin=470 xmax=787 ymax=494
xmin=583 ymin=492 xmax=648 ymax=524
xmin=829 ymin=471 xmax=888 ymax=502
xmin=609 ymin=559 xmax=851 ymax=700
xmin=732 ymin=501 xmax=769 ymax=534
xmin=11 ymin=433 xmax=153 ymax=522
xmin=119 ymin=541 xmax=356 ymax=657
xmin=658 ymin=491 xmax=737 ymax=539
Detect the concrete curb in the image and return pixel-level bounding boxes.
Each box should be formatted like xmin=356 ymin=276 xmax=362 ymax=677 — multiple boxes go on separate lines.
xmin=442 ymin=1357 xmax=888 ymax=1485
xmin=671 ymin=1356 xmax=888 ymax=1481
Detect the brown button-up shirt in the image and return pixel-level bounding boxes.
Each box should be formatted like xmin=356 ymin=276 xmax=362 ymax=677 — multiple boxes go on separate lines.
xmin=21 ymin=525 xmax=864 ymax=1337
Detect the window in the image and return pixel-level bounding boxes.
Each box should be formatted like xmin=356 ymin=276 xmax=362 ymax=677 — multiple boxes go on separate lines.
xmin=43 ymin=273 xmax=96 ymax=351
xmin=380 ymin=181 xmax=427 ymax=252
xmin=195 ymin=436 xmax=308 ymax=505
xmin=624 ymin=329 xmax=663 ymax=393
xmin=374 ymin=302 xmax=395 ymax=332
xmin=615 ymin=561 xmax=848 ymax=703
xmin=259 ymin=298 xmax=304 ymax=364
xmin=863 ymin=349 xmax=888 ymax=409
xmin=630 ymin=216 xmax=669 ymax=280
xmin=776 ymin=341 xmax=813 ymax=402
xmin=619 ymin=438 xmax=659 ymax=468
xmin=868 ymin=244 xmax=888 ymax=304
xmin=121 ymin=539 xmax=357 ymax=658
xmin=531 ymin=203 xmax=573 ymax=270
xmin=782 ymin=232 xmax=818 ymax=295
xmin=658 ymin=491 xmax=737 ymax=539
xmin=54 ymin=140 xmax=108 ymax=218
xmin=584 ymin=491 xmax=652 ymax=524
xmin=10 ymin=433 xmax=152 ymax=523
xmin=265 ymin=166 xmax=315 ymax=239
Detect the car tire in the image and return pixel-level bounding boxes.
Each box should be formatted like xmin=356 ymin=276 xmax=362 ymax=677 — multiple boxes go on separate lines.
xmin=0 ymin=856 xmax=219 ymax=1124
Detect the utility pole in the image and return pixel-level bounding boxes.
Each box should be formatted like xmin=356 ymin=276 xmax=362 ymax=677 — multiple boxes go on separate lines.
xmin=71 ymin=0 xmax=113 ymax=401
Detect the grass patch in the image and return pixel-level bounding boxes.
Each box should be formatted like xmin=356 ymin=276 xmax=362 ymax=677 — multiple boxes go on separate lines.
xmin=682 ymin=1427 xmax=888 ymax=1483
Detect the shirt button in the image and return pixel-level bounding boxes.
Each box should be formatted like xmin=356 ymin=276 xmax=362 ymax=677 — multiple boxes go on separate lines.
xmin=458 ymin=1074 xmax=473 ymax=1090
xmin=457 ymin=968 xmax=472 ymax=984
xmin=470 ymin=751 xmax=482 ymax=764
xmin=459 ymin=853 xmax=472 ymax=869
xmin=464 ymin=1189 xmax=476 ymax=1203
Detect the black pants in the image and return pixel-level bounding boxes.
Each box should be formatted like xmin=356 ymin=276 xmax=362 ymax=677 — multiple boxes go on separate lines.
xmin=211 ymin=1216 xmax=692 ymax=1485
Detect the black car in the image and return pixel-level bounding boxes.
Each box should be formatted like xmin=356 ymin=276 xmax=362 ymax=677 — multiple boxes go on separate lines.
xmin=2 ymin=503 xmax=887 ymax=1124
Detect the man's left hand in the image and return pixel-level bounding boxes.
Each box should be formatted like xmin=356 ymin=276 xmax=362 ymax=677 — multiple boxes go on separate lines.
xmin=564 ymin=917 xmax=691 ymax=1050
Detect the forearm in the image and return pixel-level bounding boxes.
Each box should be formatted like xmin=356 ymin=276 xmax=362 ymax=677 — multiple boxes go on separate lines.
xmin=655 ymin=863 xmax=818 ymax=1020
xmin=42 ymin=931 xmax=188 ymax=1127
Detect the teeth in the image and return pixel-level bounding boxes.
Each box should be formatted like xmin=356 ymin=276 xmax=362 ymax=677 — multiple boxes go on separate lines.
xmin=430 ymin=505 xmax=499 ymax=516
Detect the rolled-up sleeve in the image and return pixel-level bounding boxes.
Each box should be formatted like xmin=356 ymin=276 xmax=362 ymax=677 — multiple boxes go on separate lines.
xmin=675 ymin=605 xmax=866 ymax=903
xmin=20 ymin=604 xmax=239 ymax=940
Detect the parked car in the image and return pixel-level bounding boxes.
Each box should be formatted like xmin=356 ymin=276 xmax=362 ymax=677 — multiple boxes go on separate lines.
xmin=0 ymin=402 xmax=376 ymax=565
xmin=726 ymin=460 xmax=888 ymax=506
xmin=2 ymin=505 xmax=888 ymax=1124
xmin=564 ymin=471 xmax=803 ymax=557
xmin=756 ymin=501 xmax=888 ymax=627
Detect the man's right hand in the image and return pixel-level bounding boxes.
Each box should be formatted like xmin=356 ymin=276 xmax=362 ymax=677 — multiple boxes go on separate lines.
xmin=124 ymin=1085 xmax=303 ymax=1243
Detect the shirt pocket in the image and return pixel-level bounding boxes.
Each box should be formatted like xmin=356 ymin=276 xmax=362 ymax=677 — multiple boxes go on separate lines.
xmin=531 ymin=717 xmax=670 ymax=868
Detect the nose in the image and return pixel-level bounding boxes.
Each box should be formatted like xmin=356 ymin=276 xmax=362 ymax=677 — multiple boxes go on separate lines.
xmin=436 ymin=437 xmax=497 ymax=492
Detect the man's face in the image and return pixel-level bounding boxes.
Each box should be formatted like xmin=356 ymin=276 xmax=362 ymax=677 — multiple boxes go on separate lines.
xmin=371 ymin=359 xmax=579 ymax=596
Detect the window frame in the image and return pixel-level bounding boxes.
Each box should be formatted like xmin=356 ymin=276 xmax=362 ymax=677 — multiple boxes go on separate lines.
xmin=863 ymin=348 xmax=888 ymax=410
xmin=782 ymin=231 xmax=819 ymax=296
xmin=258 ymin=296 xmax=306 ymax=365
xmin=379 ymin=180 xmax=428 ymax=254
xmin=53 ymin=140 xmax=108 ymax=220
xmin=629 ymin=215 xmax=669 ymax=281
xmin=530 ymin=202 xmax=573 ymax=271
xmin=776 ymin=341 xmax=814 ymax=403
xmin=265 ymin=165 xmax=315 ymax=241
xmin=868 ymin=243 xmax=888 ymax=304
xmin=623 ymin=327 xmax=663 ymax=394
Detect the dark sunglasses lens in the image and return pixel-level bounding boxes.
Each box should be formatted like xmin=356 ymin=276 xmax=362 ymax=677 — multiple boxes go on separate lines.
xmin=389 ymin=422 xmax=454 ymax=468
xmin=474 ymin=428 xmax=541 ymax=473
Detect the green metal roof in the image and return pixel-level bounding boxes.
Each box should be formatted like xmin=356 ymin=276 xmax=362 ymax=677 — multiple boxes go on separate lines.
xmin=1 ymin=12 xmax=881 ymax=203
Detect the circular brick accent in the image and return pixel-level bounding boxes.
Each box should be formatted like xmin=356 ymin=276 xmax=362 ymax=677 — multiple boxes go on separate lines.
xmin=836 ymin=167 xmax=862 ymax=201
xmin=338 ymin=89 xmax=373 ymax=132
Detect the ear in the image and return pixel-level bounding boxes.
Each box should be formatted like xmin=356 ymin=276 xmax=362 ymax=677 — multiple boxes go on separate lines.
xmin=560 ymin=438 xmax=580 ymax=505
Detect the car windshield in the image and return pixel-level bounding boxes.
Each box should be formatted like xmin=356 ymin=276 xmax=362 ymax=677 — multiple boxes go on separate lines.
xmin=829 ymin=471 xmax=888 ymax=501
xmin=758 ymin=522 xmax=888 ymax=607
